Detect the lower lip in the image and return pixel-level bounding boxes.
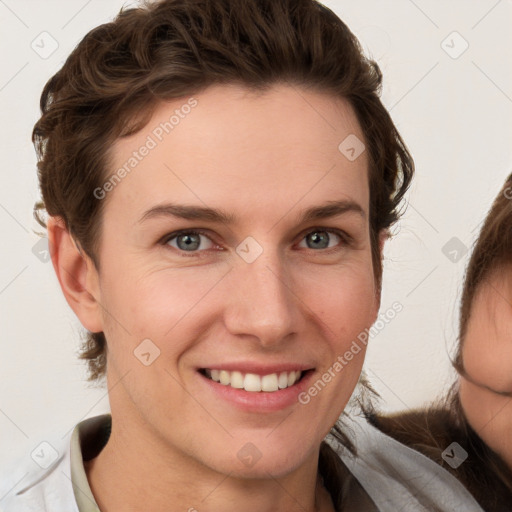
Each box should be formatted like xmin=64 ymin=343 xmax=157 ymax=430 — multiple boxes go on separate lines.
xmin=198 ymin=370 xmax=315 ymax=413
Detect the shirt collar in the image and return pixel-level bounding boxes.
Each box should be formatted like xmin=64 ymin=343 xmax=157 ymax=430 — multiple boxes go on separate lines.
xmin=69 ymin=414 xmax=111 ymax=512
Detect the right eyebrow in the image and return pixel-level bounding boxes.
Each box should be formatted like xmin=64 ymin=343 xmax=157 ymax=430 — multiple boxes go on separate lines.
xmin=137 ymin=203 xmax=236 ymax=225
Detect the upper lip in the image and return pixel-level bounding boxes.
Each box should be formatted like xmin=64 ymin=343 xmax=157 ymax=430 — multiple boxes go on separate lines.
xmin=198 ymin=363 xmax=314 ymax=375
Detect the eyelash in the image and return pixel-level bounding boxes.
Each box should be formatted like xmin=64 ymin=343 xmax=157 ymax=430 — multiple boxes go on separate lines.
xmin=159 ymin=227 xmax=352 ymax=257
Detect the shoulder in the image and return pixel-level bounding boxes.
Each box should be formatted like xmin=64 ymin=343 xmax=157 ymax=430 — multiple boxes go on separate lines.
xmin=0 ymin=433 xmax=78 ymax=511
xmin=329 ymin=413 xmax=485 ymax=512
xmin=368 ymin=408 xmax=455 ymax=460
xmin=369 ymin=408 xmax=512 ymax=512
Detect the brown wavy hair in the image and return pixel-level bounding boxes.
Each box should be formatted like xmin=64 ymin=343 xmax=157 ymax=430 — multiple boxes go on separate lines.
xmin=33 ymin=0 xmax=413 ymax=384
xmin=32 ymin=1 xmax=414 ymax=507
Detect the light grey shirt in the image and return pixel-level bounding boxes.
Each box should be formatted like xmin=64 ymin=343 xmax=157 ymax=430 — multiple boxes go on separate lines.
xmin=0 ymin=413 xmax=484 ymax=511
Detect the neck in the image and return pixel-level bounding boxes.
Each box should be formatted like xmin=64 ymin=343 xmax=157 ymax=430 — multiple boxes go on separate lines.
xmin=84 ymin=413 xmax=335 ymax=512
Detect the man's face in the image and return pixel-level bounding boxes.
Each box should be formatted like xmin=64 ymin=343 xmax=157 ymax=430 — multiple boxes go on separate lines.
xmin=88 ymin=83 xmax=379 ymax=477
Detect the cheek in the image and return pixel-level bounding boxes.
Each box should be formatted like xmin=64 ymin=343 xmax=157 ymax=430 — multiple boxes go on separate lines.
xmin=460 ymin=380 xmax=512 ymax=461
xmin=462 ymin=319 xmax=512 ymax=393
xmin=98 ymin=263 xmax=233 ymax=373
xmin=314 ymin=266 xmax=376 ymax=370
xmin=461 ymin=280 xmax=512 ymax=393
xmin=101 ymin=259 xmax=220 ymax=326
xmin=303 ymin=263 xmax=378 ymax=339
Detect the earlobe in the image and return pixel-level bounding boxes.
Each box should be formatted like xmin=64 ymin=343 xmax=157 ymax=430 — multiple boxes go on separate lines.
xmin=47 ymin=216 xmax=103 ymax=333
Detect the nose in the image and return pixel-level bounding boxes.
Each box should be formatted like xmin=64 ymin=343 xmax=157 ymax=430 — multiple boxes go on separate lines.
xmin=223 ymin=245 xmax=300 ymax=348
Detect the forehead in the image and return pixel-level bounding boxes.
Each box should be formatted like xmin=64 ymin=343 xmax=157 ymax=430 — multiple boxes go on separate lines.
xmin=105 ymin=83 xmax=369 ymax=225
xmin=464 ymin=267 xmax=512 ymax=336
xmin=474 ymin=266 xmax=512 ymax=308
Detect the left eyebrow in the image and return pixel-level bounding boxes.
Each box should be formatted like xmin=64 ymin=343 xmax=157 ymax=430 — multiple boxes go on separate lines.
xmin=297 ymin=199 xmax=366 ymax=223
xmin=136 ymin=199 xmax=366 ymax=226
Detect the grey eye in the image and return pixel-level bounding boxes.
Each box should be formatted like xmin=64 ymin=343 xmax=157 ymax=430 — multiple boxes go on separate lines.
xmin=177 ymin=233 xmax=200 ymax=251
xmin=299 ymin=230 xmax=341 ymax=250
xmin=167 ymin=232 xmax=214 ymax=252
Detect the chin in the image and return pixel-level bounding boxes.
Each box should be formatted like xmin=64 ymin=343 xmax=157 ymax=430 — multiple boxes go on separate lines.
xmin=199 ymin=444 xmax=312 ymax=481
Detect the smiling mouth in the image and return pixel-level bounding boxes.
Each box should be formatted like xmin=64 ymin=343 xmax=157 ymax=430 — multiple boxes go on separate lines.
xmin=199 ymin=368 xmax=310 ymax=392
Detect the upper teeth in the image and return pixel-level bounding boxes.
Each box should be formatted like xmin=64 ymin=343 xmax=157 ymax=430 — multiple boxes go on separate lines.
xmin=205 ymin=369 xmax=302 ymax=392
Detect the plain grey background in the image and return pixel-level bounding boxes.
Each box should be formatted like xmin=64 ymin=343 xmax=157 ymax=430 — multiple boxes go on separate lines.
xmin=1 ymin=0 xmax=511 ymax=469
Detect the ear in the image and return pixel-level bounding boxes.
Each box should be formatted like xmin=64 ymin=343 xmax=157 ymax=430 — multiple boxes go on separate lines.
xmin=379 ymin=229 xmax=389 ymax=255
xmin=47 ymin=216 xmax=103 ymax=333
xmin=373 ymin=228 xmax=389 ymax=313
